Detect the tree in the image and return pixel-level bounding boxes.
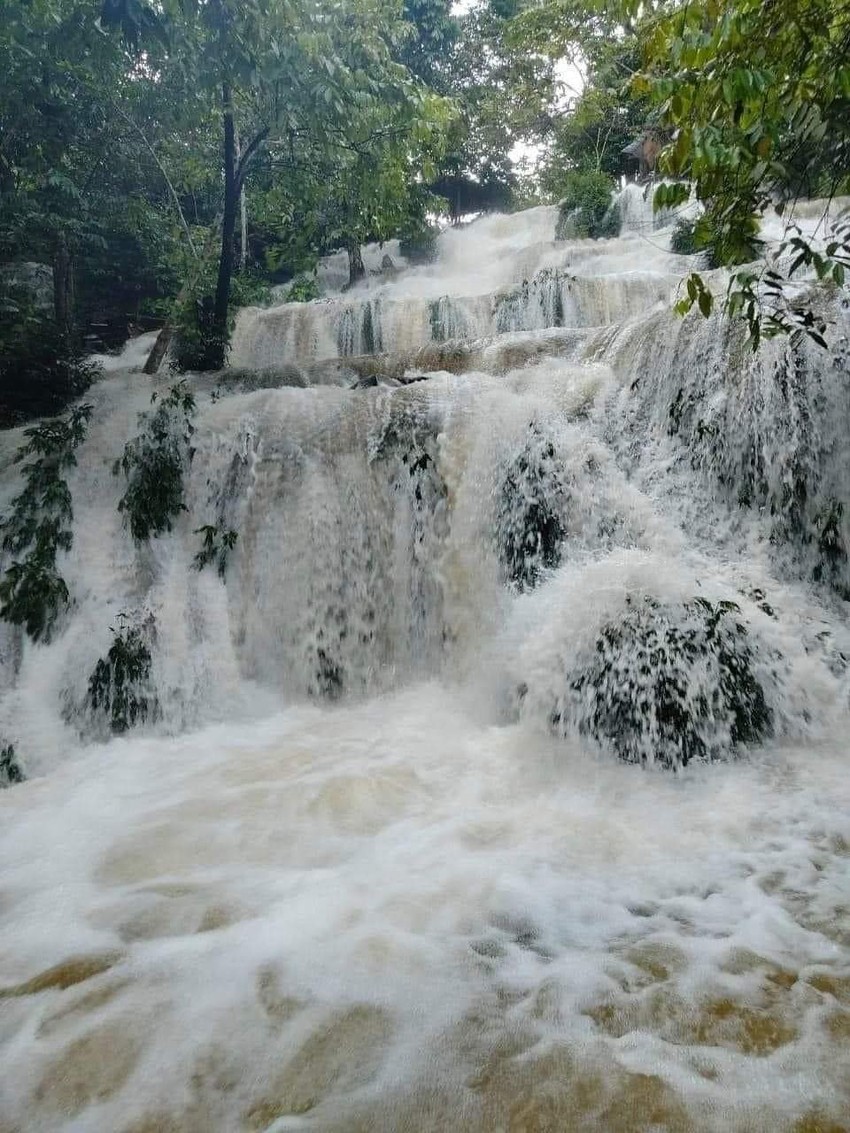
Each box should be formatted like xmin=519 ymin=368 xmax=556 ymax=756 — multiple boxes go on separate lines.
xmin=0 ymin=0 xmax=191 ymax=419
xmin=398 ymin=0 xmax=460 ymax=93
xmin=102 ymin=0 xmax=453 ymax=365
xmin=630 ymin=0 xmax=850 ymax=346
xmin=427 ymin=0 xmax=558 ymax=218
xmin=506 ymin=2 xmax=649 ymax=199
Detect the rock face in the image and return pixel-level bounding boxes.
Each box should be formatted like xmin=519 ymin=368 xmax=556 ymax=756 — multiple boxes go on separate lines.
xmin=562 ymin=596 xmax=775 ymax=769
xmin=0 ymin=262 xmax=54 ymax=314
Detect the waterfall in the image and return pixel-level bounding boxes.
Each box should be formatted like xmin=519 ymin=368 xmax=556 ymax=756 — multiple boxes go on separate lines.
xmin=1 ymin=192 xmax=850 ymax=1132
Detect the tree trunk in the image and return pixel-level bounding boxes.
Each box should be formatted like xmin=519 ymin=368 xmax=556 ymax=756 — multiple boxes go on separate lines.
xmin=53 ymin=232 xmax=75 ymax=340
xmin=142 ymin=321 xmax=174 ymax=375
xmin=234 ymin=124 xmax=248 ymax=273
xmin=240 ymin=183 xmax=248 ymax=272
xmin=347 ymin=239 xmax=365 ymax=287
xmin=210 ymin=82 xmax=238 ymax=370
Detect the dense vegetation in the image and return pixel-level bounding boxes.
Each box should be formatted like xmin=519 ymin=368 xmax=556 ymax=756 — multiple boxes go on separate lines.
xmin=1 ymin=0 xmax=848 ymax=418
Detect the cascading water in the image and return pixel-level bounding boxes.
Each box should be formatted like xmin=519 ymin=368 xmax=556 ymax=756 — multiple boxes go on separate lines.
xmin=1 ymin=192 xmax=850 ymax=1132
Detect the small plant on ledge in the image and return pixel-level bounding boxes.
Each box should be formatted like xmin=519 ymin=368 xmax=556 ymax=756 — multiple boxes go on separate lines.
xmin=114 ymin=382 xmax=196 ymax=542
xmin=0 ymin=743 xmax=25 ymax=787
xmin=0 ymin=404 xmax=92 ymax=641
xmin=87 ymin=614 xmax=160 ymax=735
xmin=193 ymin=524 xmax=239 ymax=579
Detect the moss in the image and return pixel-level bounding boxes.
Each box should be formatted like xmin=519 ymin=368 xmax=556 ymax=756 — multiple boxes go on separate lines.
xmin=361 ymin=302 xmax=377 ymax=356
xmin=812 ymin=497 xmax=847 ymax=585
xmin=494 ymin=268 xmax=569 ymax=333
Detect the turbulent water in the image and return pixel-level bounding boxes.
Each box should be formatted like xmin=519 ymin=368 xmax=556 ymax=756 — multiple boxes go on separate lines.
xmin=2 ymin=186 xmax=850 ymax=1132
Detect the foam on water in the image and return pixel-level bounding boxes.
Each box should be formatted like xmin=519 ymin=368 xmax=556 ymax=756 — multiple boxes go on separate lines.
xmin=1 ymin=193 xmax=850 ymax=1131
xmin=1 ymin=694 xmax=850 ymax=1131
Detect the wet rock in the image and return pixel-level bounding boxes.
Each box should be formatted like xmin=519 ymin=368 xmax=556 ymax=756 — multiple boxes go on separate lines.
xmin=380 ymin=254 xmax=399 ymax=279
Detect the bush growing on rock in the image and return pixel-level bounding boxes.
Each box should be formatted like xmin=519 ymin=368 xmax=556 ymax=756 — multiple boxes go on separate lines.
xmin=670 ymin=218 xmax=719 ymax=267
xmin=495 ymin=426 xmax=567 ymax=591
xmin=286 ymin=275 xmax=320 ymax=303
xmin=555 ymin=172 xmax=619 ymax=240
xmin=0 ymin=286 xmax=99 ymax=427
xmin=0 ymin=743 xmax=24 ymax=787
xmin=193 ymin=524 xmax=238 ymax=578
xmin=560 ymin=596 xmax=774 ymax=768
xmin=399 ymin=224 xmax=440 ymax=265
xmin=86 ymin=616 xmax=159 ymax=734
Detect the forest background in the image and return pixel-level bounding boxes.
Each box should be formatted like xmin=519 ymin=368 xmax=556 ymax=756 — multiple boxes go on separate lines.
xmin=1 ymin=0 xmax=847 ymax=424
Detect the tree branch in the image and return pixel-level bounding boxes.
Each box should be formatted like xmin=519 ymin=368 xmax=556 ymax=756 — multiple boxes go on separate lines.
xmin=235 ymin=126 xmax=270 ymax=188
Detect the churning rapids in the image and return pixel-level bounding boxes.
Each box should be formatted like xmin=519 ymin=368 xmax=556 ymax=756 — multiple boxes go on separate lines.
xmin=2 ymin=187 xmax=850 ymax=1132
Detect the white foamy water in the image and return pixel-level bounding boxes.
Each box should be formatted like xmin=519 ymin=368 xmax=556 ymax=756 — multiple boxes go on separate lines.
xmin=1 ymin=192 xmax=850 ymax=1132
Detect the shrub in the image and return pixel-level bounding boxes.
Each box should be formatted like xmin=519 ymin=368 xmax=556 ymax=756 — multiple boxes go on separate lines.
xmin=594 ymin=203 xmax=622 ymax=239
xmin=230 ymin=270 xmax=273 ymax=309
xmin=286 ymin=275 xmax=320 ymax=303
xmin=170 ymin=270 xmax=272 ymax=373
xmin=0 ymin=744 xmax=24 ymax=787
xmin=193 ymin=524 xmax=238 ymax=578
xmin=114 ymin=382 xmax=196 ymax=542
xmin=555 ymin=172 xmax=617 ymax=240
xmin=562 ymin=596 xmax=773 ymax=768
xmin=87 ymin=616 xmax=159 ymax=734
xmin=670 ymin=217 xmax=719 ymax=267
xmin=0 ymin=405 xmax=92 ymax=640
xmin=399 ymin=225 xmax=440 ymax=265
xmin=495 ymin=426 xmax=566 ymax=591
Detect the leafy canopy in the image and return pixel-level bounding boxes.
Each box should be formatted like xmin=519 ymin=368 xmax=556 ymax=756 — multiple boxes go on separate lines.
xmin=631 ymin=0 xmax=850 ymax=346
